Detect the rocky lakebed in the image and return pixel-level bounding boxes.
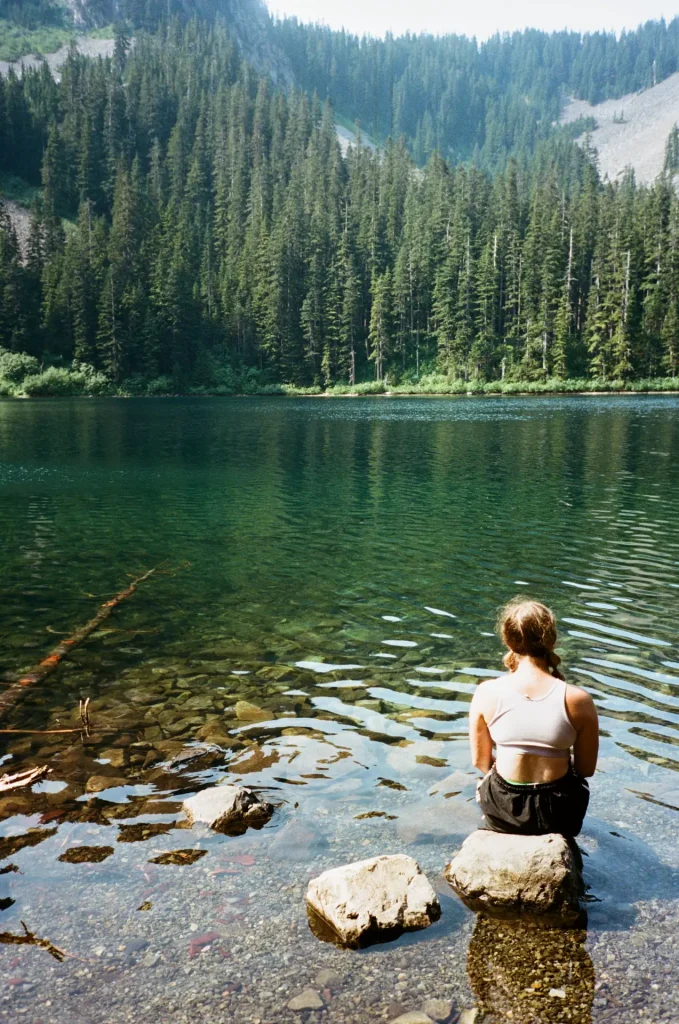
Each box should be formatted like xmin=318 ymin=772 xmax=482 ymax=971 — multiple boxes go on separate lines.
xmin=0 ymin=654 xmax=677 ymax=1024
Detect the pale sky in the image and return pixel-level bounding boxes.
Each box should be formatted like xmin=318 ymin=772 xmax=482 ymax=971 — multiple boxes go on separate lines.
xmin=265 ymin=1 xmax=677 ymax=40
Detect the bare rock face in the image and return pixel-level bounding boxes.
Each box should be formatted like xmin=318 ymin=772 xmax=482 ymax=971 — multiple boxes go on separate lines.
xmin=183 ymin=784 xmax=273 ymax=835
xmin=445 ymin=830 xmax=582 ymax=922
xmin=306 ymin=854 xmax=440 ymax=948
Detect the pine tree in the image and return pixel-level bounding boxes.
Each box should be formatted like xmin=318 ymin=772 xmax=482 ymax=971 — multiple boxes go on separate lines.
xmin=369 ymin=270 xmax=393 ymax=381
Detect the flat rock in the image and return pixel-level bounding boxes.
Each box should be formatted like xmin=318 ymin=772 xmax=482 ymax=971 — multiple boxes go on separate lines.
xmin=235 ymin=700 xmax=269 ymax=722
xmin=445 ymin=830 xmax=581 ymax=921
xmin=396 ymin=797 xmax=480 ymax=845
xmin=288 ymin=988 xmax=325 ymax=1011
xmin=312 ymin=968 xmax=343 ymax=991
xmin=421 ymin=998 xmax=455 ymax=1022
xmin=183 ymin=784 xmax=273 ymax=835
xmin=85 ymin=775 xmax=128 ymax=793
xmin=99 ymin=748 xmax=127 ymax=767
xmin=270 ymin=818 xmax=328 ymax=862
xmin=306 ymin=854 xmax=440 ymax=948
xmin=390 ymin=1014 xmax=434 ymax=1024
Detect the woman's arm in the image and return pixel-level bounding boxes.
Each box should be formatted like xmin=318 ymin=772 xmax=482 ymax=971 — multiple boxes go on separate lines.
xmin=469 ymin=685 xmax=494 ymax=773
xmin=567 ymin=686 xmax=600 ymax=777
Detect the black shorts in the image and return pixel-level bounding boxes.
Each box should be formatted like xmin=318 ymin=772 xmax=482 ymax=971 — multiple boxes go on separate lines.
xmin=477 ymin=765 xmax=590 ymax=838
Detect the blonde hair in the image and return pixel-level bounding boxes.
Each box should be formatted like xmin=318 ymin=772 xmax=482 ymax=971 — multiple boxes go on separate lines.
xmin=497 ymin=597 xmax=565 ymax=680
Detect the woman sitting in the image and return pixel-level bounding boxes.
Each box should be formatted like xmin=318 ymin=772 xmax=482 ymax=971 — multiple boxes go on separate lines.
xmin=469 ymin=598 xmax=599 ymax=838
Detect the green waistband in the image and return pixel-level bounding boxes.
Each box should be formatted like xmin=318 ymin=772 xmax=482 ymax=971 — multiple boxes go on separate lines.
xmin=504 ymin=778 xmax=536 ymax=786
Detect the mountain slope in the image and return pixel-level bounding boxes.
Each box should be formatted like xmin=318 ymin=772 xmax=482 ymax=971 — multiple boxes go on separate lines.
xmin=270 ymin=16 xmax=679 ymax=171
xmin=0 ymin=1 xmax=292 ymax=85
xmin=561 ymin=73 xmax=679 ymax=185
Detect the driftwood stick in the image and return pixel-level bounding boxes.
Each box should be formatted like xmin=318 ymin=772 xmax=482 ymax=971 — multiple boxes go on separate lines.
xmin=0 ymin=765 xmax=51 ymax=792
xmin=0 ymin=728 xmax=83 ymax=735
xmin=0 ymin=565 xmax=162 ymax=720
xmin=79 ymin=696 xmax=91 ymax=734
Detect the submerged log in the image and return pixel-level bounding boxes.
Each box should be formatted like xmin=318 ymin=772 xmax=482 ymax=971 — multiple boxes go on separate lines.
xmin=0 ymin=565 xmax=161 ymax=719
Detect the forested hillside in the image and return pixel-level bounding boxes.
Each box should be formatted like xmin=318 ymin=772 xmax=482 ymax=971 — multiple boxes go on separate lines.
xmin=273 ymin=17 xmax=679 ymax=168
xmin=1 ymin=11 xmax=679 ymax=395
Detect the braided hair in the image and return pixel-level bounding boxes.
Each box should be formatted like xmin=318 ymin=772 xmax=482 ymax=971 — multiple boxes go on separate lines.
xmin=498 ymin=597 xmax=565 ymax=681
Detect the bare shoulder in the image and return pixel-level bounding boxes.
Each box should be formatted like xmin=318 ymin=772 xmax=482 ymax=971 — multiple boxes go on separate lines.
xmin=565 ymin=683 xmax=597 ymax=719
xmin=471 ymin=677 xmax=501 ymax=712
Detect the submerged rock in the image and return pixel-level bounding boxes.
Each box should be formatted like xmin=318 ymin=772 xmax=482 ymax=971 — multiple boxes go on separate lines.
xmin=390 ymin=1013 xmax=434 ymax=1024
xmin=420 ymin=999 xmax=455 ymax=1023
xmin=85 ymin=775 xmax=128 ymax=794
xmin=306 ymin=854 xmax=440 ymax=948
xmin=269 ymin=817 xmax=328 ymax=862
xmin=445 ymin=830 xmax=582 ymax=921
xmin=287 ymin=988 xmax=325 ymax=1011
xmin=312 ymin=968 xmax=343 ymax=991
xmin=182 ymin=784 xmax=273 ymax=835
xmin=235 ymin=700 xmax=269 ymax=722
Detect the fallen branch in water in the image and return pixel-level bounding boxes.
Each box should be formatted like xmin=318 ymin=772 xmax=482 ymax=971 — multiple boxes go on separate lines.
xmin=0 ymin=728 xmax=83 ymax=736
xmin=0 ymin=765 xmax=51 ymax=792
xmin=0 ymin=564 xmax=164 ymax=720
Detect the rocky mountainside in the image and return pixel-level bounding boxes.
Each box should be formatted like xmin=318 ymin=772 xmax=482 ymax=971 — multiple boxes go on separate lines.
xmin=561 ymin=74 xmax=679 ymax=185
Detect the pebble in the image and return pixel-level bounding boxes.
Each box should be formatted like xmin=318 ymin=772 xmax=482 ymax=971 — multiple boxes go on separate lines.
xmin=288 ymin=988 xmax=326 ymax=1011
xmin=390 ymin=1013 xmax=434 ymax=1024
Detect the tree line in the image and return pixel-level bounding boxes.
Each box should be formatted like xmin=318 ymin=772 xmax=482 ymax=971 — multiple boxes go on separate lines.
xmin=0 ymin=19 xmax=678 ymax=394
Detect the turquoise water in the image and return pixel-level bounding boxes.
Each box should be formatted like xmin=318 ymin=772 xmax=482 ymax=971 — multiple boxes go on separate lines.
xmin=0 ymin=395 xmax=678 ymax=1023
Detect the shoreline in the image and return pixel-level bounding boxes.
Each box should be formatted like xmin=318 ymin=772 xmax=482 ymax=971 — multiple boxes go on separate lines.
xmin=4 ymin=388 xmax=679 ymax=400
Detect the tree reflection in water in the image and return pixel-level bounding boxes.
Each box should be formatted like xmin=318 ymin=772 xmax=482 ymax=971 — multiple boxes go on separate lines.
xmin=467 ymin=915 xmax=594 ymax=1023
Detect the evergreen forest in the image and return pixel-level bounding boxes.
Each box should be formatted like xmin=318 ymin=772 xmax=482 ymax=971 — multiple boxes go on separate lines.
xmin=275 ymin=16 xmax=679 ymax=168
xmin=1 ymin=11 xmax=679 ymax=395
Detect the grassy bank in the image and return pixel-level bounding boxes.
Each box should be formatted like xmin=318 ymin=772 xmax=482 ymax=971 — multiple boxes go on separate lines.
xmin=1 ymin=353 xmax=678 ymax=399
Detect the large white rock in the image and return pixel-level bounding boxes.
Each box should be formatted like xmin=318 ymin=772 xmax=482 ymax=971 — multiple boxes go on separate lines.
xmin=445 ymin=830 xmax=581 ymax=920
xmin=306 ymin=854 xmax=440 ymax=948
xmin=183 ymin=784 xmax=273 ymax=835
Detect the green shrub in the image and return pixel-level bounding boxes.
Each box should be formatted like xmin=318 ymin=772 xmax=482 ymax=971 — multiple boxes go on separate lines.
xmin=145 ymin=375 xmax=176 ymax=395
xmin=118 ymin=373 xmax=149 ymax=396
xmin=20 ymin=363 xmax=111 ymax=397
xmin=0 ymin=349 xmax=40 ymax=384
xmin=21 ymin=367 xmax=80 ymax=396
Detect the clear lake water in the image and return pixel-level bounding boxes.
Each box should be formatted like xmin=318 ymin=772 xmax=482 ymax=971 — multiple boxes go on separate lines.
xmin=0 ymin=394 xmax=678 ymax=1023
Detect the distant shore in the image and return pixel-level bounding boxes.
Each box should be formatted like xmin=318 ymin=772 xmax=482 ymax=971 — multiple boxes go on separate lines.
xmin=5 ymin=386 xmax=679 ymax=401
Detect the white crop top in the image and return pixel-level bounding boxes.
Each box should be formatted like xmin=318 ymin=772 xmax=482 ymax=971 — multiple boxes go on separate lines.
xmin=488 ymin=677 xmax=577 ymax=759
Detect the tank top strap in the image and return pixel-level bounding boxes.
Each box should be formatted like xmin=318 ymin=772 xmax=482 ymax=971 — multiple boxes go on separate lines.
xmin=550 ymin=677 xmax=568 ymax=704
xmin=490 ymin=675 xmax=518 ymax=718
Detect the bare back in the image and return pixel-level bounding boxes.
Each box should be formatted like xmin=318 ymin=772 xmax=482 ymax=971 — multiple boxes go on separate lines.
xmin=469 ymin=663 xmax=599 ymax=783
